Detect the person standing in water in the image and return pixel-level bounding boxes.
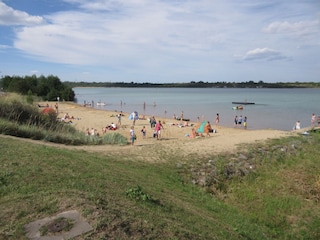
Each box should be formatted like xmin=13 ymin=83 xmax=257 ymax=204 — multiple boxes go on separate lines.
xmin=215 ymin=113 xmax=220 ymax=127
xmin=243 ymin=116 xmax=247 ymax=129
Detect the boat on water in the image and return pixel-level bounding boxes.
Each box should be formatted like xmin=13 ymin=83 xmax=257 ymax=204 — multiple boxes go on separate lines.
xmin=232 ymin=105 xmax=244 ymax=110
xmin=96 ymin=102 xmax=106 ymax=106
xmin=232 ymin=101 xmax=255 ymax=105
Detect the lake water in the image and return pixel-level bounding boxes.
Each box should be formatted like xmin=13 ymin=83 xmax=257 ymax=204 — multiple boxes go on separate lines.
xmin=73 ymin=87 xmax=320 ymax=131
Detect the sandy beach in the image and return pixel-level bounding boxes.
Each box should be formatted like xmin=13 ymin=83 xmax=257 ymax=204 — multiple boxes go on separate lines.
xmin=36 ymin=101 xmax=299 ymax=160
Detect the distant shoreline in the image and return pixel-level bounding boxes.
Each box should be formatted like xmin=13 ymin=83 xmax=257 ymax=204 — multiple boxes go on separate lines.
xmin=67 ymin=81 xmax=320 ymax=89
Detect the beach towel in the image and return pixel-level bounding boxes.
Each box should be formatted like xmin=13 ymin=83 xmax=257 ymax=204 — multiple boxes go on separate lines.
xmin=197 ymin=121 xmax=207 ymax=133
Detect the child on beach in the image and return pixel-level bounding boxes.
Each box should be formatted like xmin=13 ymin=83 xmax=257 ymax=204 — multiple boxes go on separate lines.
xmin=294 ymin=121 xmax=301 ymax=130
xmin=130 ymin=126 xmax=136 ymax=145
xmin=141 ymin=126 xmax=146 ymax=138
xmin=243 ymin=116 xmax=247 ymax=129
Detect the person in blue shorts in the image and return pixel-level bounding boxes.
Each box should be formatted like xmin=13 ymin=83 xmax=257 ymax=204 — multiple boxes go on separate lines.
xmin=238 ymin=115 xmax=243 ymax=126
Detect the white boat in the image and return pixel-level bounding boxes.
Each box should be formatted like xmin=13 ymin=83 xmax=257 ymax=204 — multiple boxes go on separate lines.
xmin=96 ymin=102 xmax=106 ymax=106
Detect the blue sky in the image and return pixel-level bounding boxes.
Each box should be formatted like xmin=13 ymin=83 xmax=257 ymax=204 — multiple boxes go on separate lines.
xmin=0 ymin=0 xmax=319 ymax=83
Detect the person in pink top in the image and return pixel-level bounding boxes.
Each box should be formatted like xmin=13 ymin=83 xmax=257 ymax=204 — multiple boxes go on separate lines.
xmin=154 ymin=120 xmax=164 ymax=140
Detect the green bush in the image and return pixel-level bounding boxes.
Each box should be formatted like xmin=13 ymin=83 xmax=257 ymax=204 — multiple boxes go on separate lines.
xmin=126 ymin=185 xmax=152 ymax=202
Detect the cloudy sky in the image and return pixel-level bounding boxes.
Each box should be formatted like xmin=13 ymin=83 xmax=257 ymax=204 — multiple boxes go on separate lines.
xmin=0 ymin=0 xmax=319 ymax=83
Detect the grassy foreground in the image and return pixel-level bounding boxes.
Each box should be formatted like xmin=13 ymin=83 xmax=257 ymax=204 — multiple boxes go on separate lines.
xmin=1 ymin=130 xmax=320 ymax=239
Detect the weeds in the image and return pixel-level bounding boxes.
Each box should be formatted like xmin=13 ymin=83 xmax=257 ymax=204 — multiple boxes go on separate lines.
xmin=125 ymin=185 xmax=152 ymax=202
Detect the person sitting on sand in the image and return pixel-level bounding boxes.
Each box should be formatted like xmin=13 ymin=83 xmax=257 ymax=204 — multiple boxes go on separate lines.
xmin=90 ymin=128 xmax=96 ymax=136
xmin=190 ymin=128 xmax=197 ymax=138
xmin=85 ymin=128 xmax=90 ymax=136
xmin=64 ymin=113 xmax=70 ymax=119
xmin=106 ymin=122 xmax=117 ymax=130
xmin=205 ymin=121 xmax=212 ymax=136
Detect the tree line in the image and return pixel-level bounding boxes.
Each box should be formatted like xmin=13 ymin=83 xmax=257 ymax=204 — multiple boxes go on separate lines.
xmin=0 ymin=75 xmax=75 ymax=101
xmin=64 ymin=80 xmax=320 ymax=88
xmin=1 ymin=75 xmax=319 ymax=102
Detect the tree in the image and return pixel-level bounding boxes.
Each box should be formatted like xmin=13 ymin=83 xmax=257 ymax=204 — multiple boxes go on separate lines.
xmin=0 ymin=75 xmax=75 ymax=101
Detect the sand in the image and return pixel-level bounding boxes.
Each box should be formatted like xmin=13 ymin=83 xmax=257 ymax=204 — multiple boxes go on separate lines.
xmin=36 ymin=101 xmax=299 ymax=160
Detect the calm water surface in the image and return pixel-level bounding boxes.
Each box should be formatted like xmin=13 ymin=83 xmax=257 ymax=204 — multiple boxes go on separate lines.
xmin=73 ymin=88 xmax=320 ymax=131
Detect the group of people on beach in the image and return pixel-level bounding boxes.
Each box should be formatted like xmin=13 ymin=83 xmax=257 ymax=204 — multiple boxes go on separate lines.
xmin=129 ymin=117 xmax=165 ymax=145
xmin=234 ymin=115 xmax=247 ymax=129
xmin=294 ymin=113 xmax=320 ymax=130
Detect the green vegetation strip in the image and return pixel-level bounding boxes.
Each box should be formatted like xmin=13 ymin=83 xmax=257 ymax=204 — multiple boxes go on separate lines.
xmin=1 ymin=130 xmax=320 ymax=239
xmin=0 ymin=94 xmax=128 ymax=145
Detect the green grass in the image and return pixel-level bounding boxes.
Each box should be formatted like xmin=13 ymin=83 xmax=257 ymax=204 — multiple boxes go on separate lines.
xmin=1 ymin=130 xmax=320 ymax=239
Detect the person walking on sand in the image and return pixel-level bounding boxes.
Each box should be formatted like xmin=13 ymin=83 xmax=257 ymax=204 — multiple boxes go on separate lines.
xmin=150 ymin=116 xmax=156 ymax=128
xmin=215 ymin=113 xmax=219 ymax=127
xmin=141 ymin=126 xmax=146 ymax=138
xmin=132 ymin=111 xmax=136 ymax=125
xmin=155 ymin=120 xmax=164 ymax=140
xmin=130 ymin=126 xmax=136 ymax=145
xmin=117 ymin=111 xmax=122 ymax=126
xmin=234 ymin=116 xmax=238 ymax=128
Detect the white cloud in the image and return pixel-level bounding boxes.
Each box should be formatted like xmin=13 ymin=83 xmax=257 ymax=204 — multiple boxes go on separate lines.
xmin=242 ymin=48 xmax=288 ymax=61
xmin=263 ymin=20 xmax=319 ymax=37
xmin=0 ymin=2 xmax=44 ymax=26
xmin=13 ymin=0 xmax=230 ymax=67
